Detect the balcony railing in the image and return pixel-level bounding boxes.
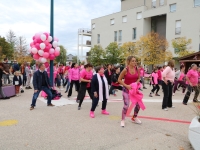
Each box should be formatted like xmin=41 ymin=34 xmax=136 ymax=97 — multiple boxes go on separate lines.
xmin=175 ymin=27 xmax=181 ymax=35
xmin=152 ymin=1 xmax=156 ymax=8
xmin=78 ymin=28 xmax=92 ymax=34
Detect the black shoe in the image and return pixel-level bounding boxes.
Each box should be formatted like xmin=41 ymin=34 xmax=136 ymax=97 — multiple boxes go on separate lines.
xmin=193 ymin=100 xmax=200 ymax=103
xmin=30 ymin=106 xmax=34 ymax=110
xmin=28 ymin=86 xmax=32 ymax=89
xmin=76 ymin=100 xmax=80 ymax=103
xmin=182 ymin=102 xmax=187 ymax=105
xmin=25 ymin=87 xmax=29 ymax=89
xmin=143 ymin=87 xmax=147 ymax=89
xmin=3 ymin=97 xmax=10 ymax=100
xmin=65 ymin=91 xmax=67 ymax=93
xmin=78 ymin=107 xmax=81 ymax=110
xmin=139 ymin=88 xmax=143 ymax=91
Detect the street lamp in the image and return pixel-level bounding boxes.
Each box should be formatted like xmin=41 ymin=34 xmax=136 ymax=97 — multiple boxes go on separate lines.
xmin=50 ymin=0 xmax=54 ymax=86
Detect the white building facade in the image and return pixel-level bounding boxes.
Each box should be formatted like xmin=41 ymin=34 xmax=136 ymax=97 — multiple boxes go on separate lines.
xmin=91 ymin=0 xmax=200 ymax=56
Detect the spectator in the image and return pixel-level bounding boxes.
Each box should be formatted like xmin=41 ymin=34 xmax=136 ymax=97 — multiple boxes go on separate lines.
xmin=2 ymin=58 xmax=10 ymax=84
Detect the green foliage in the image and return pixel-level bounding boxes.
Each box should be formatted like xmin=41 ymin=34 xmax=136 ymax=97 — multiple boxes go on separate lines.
xmin=104 ymin=42 xmax=123 ymax=64
xmin=0 ymin=36 xmax=13 ymax=60
xmin=87 ymin=45 xmax=105 ymax=66
xmin=72 ymin=56 xmax=81 ymax=64
xmin=172 ymin=37 xmax=194 ymax=57
xmin=55 ymin=45 xmax=67 ymax=64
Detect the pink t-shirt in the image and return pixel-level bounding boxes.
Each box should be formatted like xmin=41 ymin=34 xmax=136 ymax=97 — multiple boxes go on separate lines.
xmin=162 ymin=66 xmax=175 ymax=83
xmin=187 ymin=69 xmax=198 ymax=86
xmin=140 ymin=68 xmax=144 ymax=77
xmin=178 ymin=72 xmax=185 ymax=81
xmin=80 ymin=69 xmax=93 ymax=87
xmin=151 ymin=72 xmax=158 ymax=84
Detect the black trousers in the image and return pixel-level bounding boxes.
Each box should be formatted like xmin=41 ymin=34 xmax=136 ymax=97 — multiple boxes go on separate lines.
xmin=91 ymin=97 xmax=107 ymax=111
xmin=77 ymin=82 xmax=92 ymax=107
xmin=67 ymin=80 xmax=80 ymax=97
xmin=162 ymin=81 xmax=173 ymax=109
xmin=23 ymin=73 xmax=27 ymax=86
xmin=109 ymin=85 xmax=122 ymax=95
xmin=151 ymin=84 xmax=160 ymax=94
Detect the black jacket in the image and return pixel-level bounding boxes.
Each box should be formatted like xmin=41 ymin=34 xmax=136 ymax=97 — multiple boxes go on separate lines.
xmin=0 ymin=68 xmax=3 ymax=87
xmin=33 ymin=70 xmax=51 ymax=90
xmin=111 ymin=73 xmax=119 ymax=83
xmin=13 ymin=75 xmax=22 ymax=86
xmin=104 ymin=69 xmax=112 ymax=85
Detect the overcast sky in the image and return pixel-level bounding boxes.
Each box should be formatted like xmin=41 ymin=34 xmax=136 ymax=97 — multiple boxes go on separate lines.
xmin=0 ymin=0 xmax=120 ymax=55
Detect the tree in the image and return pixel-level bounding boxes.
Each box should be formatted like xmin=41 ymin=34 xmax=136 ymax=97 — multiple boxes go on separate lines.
xmin=6 ymin=30 xmax=17 ymax=55
xmin=0 ymin=36 xmax=13 ymax=60
xmin=87 ymin=45 xmax=105 ymax=66
xmin=104 ymin=42 xmax=123 ymax=64
xmin=120 ymin=42 xmax=139 ymax=63
xmin=72 ymin=56 xmax=81 ymax=64
xmin=136 ymin=32 xmax=172 ymax=66
xmin=172 ymin=37 xmax=194 ymax=57
xmin=55 ymin=45 xmax=67 ymax=64
xmin=15 ymin=36 xmax=28 ymax=61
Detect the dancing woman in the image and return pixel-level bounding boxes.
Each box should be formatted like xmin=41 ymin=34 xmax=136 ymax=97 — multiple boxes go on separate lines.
xmin=118 ymin=56 xmax=141 ymax=127
xmin=77 ymin=63 xmax=93 ymax=110
xmin=90 ymin=66 xmax=109 ymax=118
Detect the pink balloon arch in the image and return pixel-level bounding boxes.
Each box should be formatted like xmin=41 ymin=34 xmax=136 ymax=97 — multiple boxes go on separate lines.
xmin=29 ymin=32 xmax=60 ymax=63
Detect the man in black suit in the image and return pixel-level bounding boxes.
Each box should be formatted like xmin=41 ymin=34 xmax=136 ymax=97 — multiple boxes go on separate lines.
xmin=30 ymin=63 xmax=54 ymax=110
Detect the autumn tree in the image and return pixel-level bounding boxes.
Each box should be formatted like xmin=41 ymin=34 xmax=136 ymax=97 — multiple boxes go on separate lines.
xmin=6 ymin=30 xmax=17 ymax=55
xmin=172 ymin=37 xmax=194 ymax=57
xmin=55 ymin=45 xmax=67 ymax=64
xmin=87 ymin=45 xmax=105 ymax=66
xmin=72 ymin=56 xmax=81 ymax=64
xmin=136 ymin=32 xmax=172 ymax=66
xmin=0 ymin=36 xmax=13 ymax=60
xmin=104 ymin=42 xmax=123 ymax=64
xmin=120 ymin=42 xmax=140 ymax=64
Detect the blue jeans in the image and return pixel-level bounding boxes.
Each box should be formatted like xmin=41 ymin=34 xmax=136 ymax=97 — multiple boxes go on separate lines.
xmin=31 ymin=86 xmax=52 ymax=107
xmin=65 ymin=79 xmax=70 ymax=92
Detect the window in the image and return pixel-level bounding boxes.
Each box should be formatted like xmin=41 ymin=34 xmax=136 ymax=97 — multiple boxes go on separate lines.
xmin=170 ymin=3 xmax=176 ymax=12
xmin=122 ymin=16 xmax=127 ymax=23
xmin=136 ymin=12 xmax=142 ymax=20
xmin=110 ymin=19 xmax=114 ymax=25
xmin=175 ymin=20 xmax=181 ymax=35
xmin=97 ymin=34 xmax=100 ymax=43
xmin=119 ymin=30 xmax=122 ymax=42
xmin=194 ymin=0 xmax=200 ymax=7
xmin=152 ymin=0 xmax=156 ymax=8
xmin=114 ymin=31 xmax=117 ymax=42
xmin=160 ymin=0 xmax=164 ymax=6
xmin=133 ymin=28 xmax=136 ymax=40
xmin=92 ymin=24 xmax=95 ymax=29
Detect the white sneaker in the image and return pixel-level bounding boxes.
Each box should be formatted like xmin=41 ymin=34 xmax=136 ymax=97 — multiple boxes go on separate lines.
xmin=171 ymin=106 xmax=175 ymax=108
xmin=131 ymin=117 xmax=142 ymax=124
xmin=121 ymin=120 xmax=125 ymax=127
xmin=173 ymin=93 xmax=175 ymax=96
xmin=163 ymin=108 xmax=168 ymax=111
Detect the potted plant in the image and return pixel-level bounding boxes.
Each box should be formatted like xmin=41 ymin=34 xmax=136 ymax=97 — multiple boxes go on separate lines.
xmin=188 ymin=103 xmax=200 ymax=150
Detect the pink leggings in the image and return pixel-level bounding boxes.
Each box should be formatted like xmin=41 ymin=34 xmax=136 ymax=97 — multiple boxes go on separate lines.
xmin=122 ymin=87 xmax=140 ymax=120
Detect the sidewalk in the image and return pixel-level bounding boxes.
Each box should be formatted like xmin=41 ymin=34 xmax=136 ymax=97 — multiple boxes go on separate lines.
xmin=0 ymin=85 xmax=195 ymax=150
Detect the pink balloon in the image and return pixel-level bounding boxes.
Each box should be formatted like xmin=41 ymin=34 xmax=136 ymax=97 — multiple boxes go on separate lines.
xmin=43 ymin=52 xmax=49 ymax=59
xmin=33 ymin=39 xmax=37 ymax=45
xmin=33 ymin=54 xmax=40 ymax=60
xmin=43 ymin=33 xmax=49 ymax=39
xmin=36 ymin=38 xmax=42 ymax=43
xmin=44 ymin=40 xmax=49 ymax=46
xmin=35 ymin=33 xmax=41 ymax=39
xmin=35 ymin=43 xmax=40 ymax=50
xmin=54 ymin=37 xmax=59 ymax=42
xmin=49 ymin=48 xmax=55 ymax=54
xmin=48 ymin=43 xmax=52 ymax=48
xmin=30 ymin=42 xmax=34 ymax=47
xmin=49 ymin=54 xmax=55 ymax=60
xmin=32 ymin=36 xmax=35 ymax=40
xmin=54 ymin=50 xmax=60 ymax=56
xmin=44 ymin=48 xmax=49 ymax=52
xmin=44 ymin=62 xmax=50 ymax=68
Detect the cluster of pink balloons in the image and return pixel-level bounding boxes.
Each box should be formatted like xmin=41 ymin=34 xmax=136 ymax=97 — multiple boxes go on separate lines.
xmin=29 ymin=32 xmax=60 ymax=63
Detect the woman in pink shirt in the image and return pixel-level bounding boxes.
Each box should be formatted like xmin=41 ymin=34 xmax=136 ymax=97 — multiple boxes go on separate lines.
xmin=149 ymin=68 xmax=160 ymax=97
xmin=139 ymin=65 xmax=147 ymax=89
xmin=162 ymin=60 xmax=175 ymax=111
xmin=118 ymin=56 xmax=141 ymax=127
xmin=183 ymin=64 xmax=199 ymax=105
xmin=157 ymin=66 xmax=162 ymax=85
xmin=173 ymin=65 xmax=186 ymax=95
xmin=67 ymin=63 xmax=80 ymax=98
xmin=77 ymin=63 xmax=93 ymax=110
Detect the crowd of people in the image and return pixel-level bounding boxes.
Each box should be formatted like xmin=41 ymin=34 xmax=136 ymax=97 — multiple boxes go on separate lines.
xmin=1 ymin=56 xmax=200 ymax=128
